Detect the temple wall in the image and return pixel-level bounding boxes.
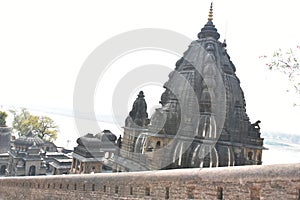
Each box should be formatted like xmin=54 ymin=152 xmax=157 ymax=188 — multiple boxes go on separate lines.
xmin=0 ymin=163 xmax=299 ymax=200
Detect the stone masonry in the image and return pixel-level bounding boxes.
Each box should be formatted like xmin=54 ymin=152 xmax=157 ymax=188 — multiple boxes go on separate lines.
xmin=0 ymin=163 xmax=299 ymax=199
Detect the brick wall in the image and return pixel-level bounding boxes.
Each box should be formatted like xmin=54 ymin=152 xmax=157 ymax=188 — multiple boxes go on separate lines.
xmin=0 ymin=163 xmax=299 ymax=199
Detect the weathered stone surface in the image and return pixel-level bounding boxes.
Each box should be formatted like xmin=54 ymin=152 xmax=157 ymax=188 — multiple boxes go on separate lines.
xmin=0 ymin=163 xmax=299 ymax=199
xmin=115 ymin=3 xmax=265 ymax=172
xmin=7 ymin=131 xmax=47 ymax=176
xmin=0 ymin=127 xmax=11 ymax=154
xmin=70 ymin=131 xmax=118 ymax=174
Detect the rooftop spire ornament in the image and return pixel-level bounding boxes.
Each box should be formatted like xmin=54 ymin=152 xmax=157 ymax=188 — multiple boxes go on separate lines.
xmin=197 ymin=2 xmax=220 ymax=40
xmin=208 ymin=2 xmax=213 ymax=21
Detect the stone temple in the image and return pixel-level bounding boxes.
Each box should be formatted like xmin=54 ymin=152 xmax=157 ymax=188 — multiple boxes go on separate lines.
xmin=113 ymin=4 xmax=265 ymax=172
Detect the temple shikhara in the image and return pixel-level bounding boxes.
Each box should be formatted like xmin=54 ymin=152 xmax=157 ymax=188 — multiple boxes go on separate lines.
xmin=3 ymin=3 xmax=300 ymax=200
xmin=113 ymin=3 xmax=265 ymax=172
xmin=0 ymin=4 xmax=266 ymax=178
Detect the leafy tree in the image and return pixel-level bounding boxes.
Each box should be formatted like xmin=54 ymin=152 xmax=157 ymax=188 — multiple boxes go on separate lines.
xmin=0 ymin=111 xmax=8 ymax=127
xmin=36 ymin=116 xmax=58 ymax=141
xmin=10 ymin=108 xmax=58 ymax=141
xmin=261 ymin=46 xmax=300 ymax=95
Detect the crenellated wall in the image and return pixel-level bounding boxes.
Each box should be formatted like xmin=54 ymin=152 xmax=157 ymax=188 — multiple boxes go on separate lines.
xmin=0 ymin=163 xmax=299 ymax=200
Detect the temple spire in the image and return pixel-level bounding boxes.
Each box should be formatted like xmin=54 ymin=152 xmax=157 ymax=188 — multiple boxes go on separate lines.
xmin=208 ymin=2 xmax=213 ymax=21
xmin=197 ymin=2 xmax=220 ymax=40
xmin=127 ymin=91 xmax=150 ymax=127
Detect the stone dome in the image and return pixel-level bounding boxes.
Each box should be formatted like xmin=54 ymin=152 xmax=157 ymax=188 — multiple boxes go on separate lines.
xmin=76 ymin=133 xmax=101 ymax=147
xmin=14 ymin=131 xmax=44 ymax=147
xmin=96 ymin=130 xmax=117 ymax=142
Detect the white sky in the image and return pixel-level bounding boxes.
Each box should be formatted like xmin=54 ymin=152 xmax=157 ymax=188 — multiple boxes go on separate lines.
xmin=0 ymin=0 xmax=300 ymax=140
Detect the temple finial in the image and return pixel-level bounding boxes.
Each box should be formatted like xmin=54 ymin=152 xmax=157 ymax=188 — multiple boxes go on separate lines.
xmin=208 ymin=2 xmax=213 ymax=21
xmin=197 ymin=1 xmax=220 ymax=40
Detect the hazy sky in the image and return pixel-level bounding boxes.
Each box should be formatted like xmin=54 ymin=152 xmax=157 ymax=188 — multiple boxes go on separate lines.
xmin=0 ymin=0 xmax=300 ymax=138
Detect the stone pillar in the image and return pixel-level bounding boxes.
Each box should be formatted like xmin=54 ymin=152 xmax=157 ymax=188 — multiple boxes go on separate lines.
xmin=0 ymin=127 xmax=11 ymax=153
xmin=79 ymin=161 xmax=82 ymax=174
xmin=75 ymin=159 xmax=79 ymax=173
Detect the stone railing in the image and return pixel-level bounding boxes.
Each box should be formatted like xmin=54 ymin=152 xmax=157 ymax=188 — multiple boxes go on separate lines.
xmin=0 ymin=163 xmax=299 ymax=199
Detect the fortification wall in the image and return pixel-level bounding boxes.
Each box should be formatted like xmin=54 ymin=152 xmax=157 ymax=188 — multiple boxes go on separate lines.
xmin=0 ymin=163 xmax=299 ymax=199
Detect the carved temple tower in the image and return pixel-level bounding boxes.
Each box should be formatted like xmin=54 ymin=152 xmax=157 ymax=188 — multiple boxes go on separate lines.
xmin=113 ymin=3 xmax=265 ymax=172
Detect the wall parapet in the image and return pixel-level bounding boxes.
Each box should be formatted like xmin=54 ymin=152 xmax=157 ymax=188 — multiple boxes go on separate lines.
xmin=0 ymin=163 xmax=300 ymax=199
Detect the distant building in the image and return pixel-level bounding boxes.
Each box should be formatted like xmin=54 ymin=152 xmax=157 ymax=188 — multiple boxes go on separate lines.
xmin=5 ymin=130 xmax=72 ymax=176
xmin=43 ymin=140 xmax=58 ymax=152
xmin=47 ymin=152 xmax=72 ymax=175
xmin=43 ymin=142 xmax=72 ymax=175
xmin=70 ymin=130 xmax=117 ymax=174
xmin=7 ymin=131 xmax=47 ymax=176
xmin=113 ymin=4 xmax=265 ymax=172
xmin=0 ymin=127 xmax=11 ymax=176
xmin=0 ymin=153 xmax=9 ymax=176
